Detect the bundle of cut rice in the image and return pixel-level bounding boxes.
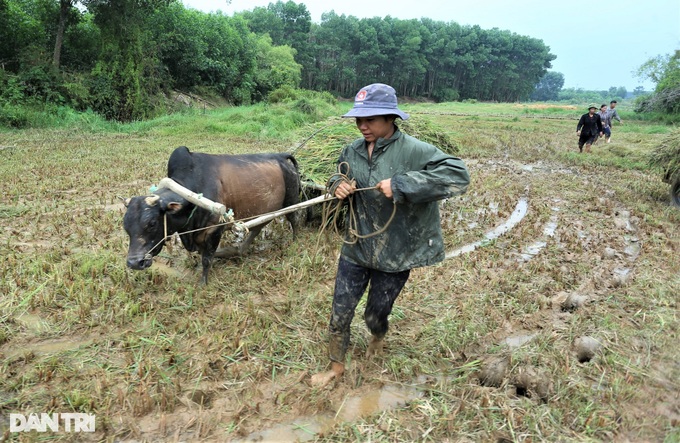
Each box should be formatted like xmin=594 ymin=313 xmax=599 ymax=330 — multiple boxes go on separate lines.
xmin=649 ymin=130 xmax=680 ymax=183
xmin=293 ymin=115 xmax=460 ymax=187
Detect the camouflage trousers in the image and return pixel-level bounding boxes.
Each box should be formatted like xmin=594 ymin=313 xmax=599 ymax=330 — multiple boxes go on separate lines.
xmin=328 ymin=257 xmax=410 ymax=362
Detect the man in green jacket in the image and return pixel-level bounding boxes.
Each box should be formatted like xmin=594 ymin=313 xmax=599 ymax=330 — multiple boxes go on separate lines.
xmin=311 ymin=83 xmax=470 ymax=387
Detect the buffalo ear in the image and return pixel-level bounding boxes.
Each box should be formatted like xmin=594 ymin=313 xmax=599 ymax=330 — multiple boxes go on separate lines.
xmin=166 ymin=202 xmax=183 ymax=214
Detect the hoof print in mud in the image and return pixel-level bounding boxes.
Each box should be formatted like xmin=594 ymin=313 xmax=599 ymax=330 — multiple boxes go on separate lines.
xmin=560 ymin=293 xmax=588 ymax=312
xmin=187 ymin=389 xmax=214 ymax=408
xmin=574 ymin=336 xmax=602 ymax=363
xmin=602 ymin=247 xmax=618 ymax=259
xmin=477 ymin=356 xmax=510 ymax=387
xmin=512 ymin=366 xmax=551 ymax=402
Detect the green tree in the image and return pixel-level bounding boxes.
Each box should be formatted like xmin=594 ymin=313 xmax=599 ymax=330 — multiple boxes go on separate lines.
xmin=530 ymin=71 xmax=564 ymax=101
xmin=84 ymin=0 xmax=171 ymax=120
xmin=151 ymin=5 xmax=258 ymax=103
xmin=252 ymin=34 xmax=301 ymax=101
xmin=635 ymin=50 xmax=680 ymax=114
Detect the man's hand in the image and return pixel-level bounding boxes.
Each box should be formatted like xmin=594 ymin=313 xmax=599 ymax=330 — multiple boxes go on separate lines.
xmin=375 ymin=179 xmax=393 ymax=199
xmin=576 ymin=130 xmax=581 ymax=136
xmin=334 ymin=180 xmax=356 ymax=200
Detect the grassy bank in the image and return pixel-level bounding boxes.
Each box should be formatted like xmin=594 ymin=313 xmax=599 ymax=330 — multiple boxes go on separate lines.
xmin=0 ymin=101 xmax=678 ymax=442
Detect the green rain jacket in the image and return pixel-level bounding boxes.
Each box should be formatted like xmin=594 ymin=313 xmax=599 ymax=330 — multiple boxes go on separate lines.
xmin=336 ymin=128 xmax=470 ymax=272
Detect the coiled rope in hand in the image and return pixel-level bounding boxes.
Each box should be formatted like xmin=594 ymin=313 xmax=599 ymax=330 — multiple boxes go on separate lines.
xmin=320 ymin=162 xmax=397 ymax=245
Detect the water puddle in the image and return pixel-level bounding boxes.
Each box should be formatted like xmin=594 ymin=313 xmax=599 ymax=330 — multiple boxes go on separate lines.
xmin=504 ymin=333 xmax=537 ymax=349
xmin=623 ymin=236 xmax=640 ymax=261
xmin=5 ymin=337 xmax=93 ymax=359
xmin=446 ymin=197 xmax=529 ymax=259
xmin=238 ymin=382 xmax=423 ymax=442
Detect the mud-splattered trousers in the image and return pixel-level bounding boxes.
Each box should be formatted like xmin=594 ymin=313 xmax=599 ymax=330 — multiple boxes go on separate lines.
xmin=328 ymin=257 xmax=411 ymax=362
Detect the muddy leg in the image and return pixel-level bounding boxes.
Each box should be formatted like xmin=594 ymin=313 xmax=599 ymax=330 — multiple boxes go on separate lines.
xmin=364 ymin=268 xmax=410 ymax=359
xmin=311 ymin=258 xmax=369 ymax=387
xmin=311 ymin=334 xmax=346 ymax=388
xmin=366 ymin=335 xmax=384 ymax=358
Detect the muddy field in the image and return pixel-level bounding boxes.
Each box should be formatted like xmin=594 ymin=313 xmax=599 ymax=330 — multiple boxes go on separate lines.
xmin=0 ymin=105 xmax=678 ymax=442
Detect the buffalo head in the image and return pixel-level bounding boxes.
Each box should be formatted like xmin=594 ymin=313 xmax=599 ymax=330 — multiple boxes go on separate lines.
xmin=123 ymin=194 xmax=183 ymax=270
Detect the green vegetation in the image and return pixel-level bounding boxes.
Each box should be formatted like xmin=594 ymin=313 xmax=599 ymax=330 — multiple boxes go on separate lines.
xmin=635 ymin=50 xmax=680 ymax=122
xmin=649 ymin=130 xmax=680 ymax=181
xmin=1 ymin=0 xmax=557 ymax=126
xmin=0 ymin=101 xmax=677 ymax=442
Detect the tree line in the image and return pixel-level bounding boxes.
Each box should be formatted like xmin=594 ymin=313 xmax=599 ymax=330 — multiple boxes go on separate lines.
xmin=243 ymin=5 xmax=555 ymax=102
xmin=0 ymin=0 xmax=557 ymax=123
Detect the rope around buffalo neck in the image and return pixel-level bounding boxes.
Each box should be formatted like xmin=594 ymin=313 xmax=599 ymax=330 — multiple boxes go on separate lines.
xmin=321 ymin=162 xmax=397 ymax=245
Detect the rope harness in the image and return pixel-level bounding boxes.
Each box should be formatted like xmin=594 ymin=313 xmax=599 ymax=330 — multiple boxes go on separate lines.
xmin=141 ymin=163 xmax=397 ymax=261
xmin=321 ymin=162 xmax=397 ymax=245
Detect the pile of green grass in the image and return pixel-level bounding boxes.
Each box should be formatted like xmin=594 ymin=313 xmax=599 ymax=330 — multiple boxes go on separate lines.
xmin=649 ymin=129 xmax=680 ymax=181
xmin=292 ymin=116 xmax=460 ymax=185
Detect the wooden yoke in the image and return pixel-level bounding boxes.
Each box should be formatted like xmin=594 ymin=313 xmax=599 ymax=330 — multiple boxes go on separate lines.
xmin=157 ymin=177 xmax=228 ymax=216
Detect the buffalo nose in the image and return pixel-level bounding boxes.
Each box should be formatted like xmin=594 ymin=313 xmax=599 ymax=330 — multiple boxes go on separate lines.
xmin=127 ymin=257 xmax=149 ymax=270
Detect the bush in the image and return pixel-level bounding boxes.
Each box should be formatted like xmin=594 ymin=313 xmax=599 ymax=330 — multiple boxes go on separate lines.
xmin=0 ymin=103 xmax=31 ymax=128
xmin=18 ymin=65 xmax=65 ymax=104
xmin=268 ymin=86 xmax=299 ymax=103
xmin=432 ymin=87 xmax=459 ymax=103
xmin=0 ymin=71 xmax=25 ymax=104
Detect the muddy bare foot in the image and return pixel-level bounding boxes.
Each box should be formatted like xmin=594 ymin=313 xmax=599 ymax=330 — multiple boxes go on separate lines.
xmin=310 ymin=362 xmax=344 ymax=388
xmin=366 ymin=336 xmax=384 ymax=358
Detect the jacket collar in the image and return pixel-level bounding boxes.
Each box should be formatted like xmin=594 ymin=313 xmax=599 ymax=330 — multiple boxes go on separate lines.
xmin=352 ymin=127 xmax=402 ymax=159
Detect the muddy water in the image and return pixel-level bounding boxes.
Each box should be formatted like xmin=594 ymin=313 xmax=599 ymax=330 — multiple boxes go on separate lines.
xmin=6 ymin=313 xmax=93 ymax=358
xmin=446 ymin=197 xmax=529 ymax=259
xmin=504 ymin=333 xmax=537 ymax=349
xmin=5 ymin=337 xmax=93 ymax=359
xmin=239 ymin=383 xmax=423 ymax=442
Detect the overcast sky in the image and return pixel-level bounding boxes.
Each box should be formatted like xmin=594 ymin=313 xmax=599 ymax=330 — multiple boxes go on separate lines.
xmin=182 ymin=0 xmax=679 ymax=92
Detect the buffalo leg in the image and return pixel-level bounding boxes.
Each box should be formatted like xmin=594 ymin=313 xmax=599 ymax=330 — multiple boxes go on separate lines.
xmin=200 ymin=229 xmax=224 ymax=284
xmin=237 ymin=223 xmax=268 ymax=255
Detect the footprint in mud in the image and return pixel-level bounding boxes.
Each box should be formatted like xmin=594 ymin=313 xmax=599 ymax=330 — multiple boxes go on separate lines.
xmin=605 ymin=208 xmax=640 ymax=288
xmin=238 ymin=382 xmax=423 ymax=442
xmin=187 ymin=389 xmax=213 ymax=408
xmin=512 ymin=366 xmax=551 ymax=402
xmin=560 ymin=292 xmax=588 ymax=312
xmin=477 ymin=355 xmax=510 ymax=387
xmin=574 ymin=336 xmax=603 ymax=363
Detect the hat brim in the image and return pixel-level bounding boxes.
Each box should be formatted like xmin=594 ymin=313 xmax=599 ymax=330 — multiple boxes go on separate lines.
xmin=342 ymin=107 xmax=409 ymax=120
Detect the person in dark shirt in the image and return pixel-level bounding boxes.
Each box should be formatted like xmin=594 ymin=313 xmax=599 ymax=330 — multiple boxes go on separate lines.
xmin=576 ymin=104 xmax=603 ymax=153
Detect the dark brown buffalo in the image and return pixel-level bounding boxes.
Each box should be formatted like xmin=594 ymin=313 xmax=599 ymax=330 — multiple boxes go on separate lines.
xmin=123 ymin=146 xmax=299 ymax=283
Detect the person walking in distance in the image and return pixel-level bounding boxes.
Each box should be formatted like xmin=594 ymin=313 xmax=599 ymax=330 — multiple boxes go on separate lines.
xmin=598 ymin=104 xmax=612 ymax=143
xmin=576 ymin=104 xmax=603 ymax=153
xmin=310 ymin=83 xmax=470 ymax=387
xmin=606 ymin=100 xmax=623 ymax=143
